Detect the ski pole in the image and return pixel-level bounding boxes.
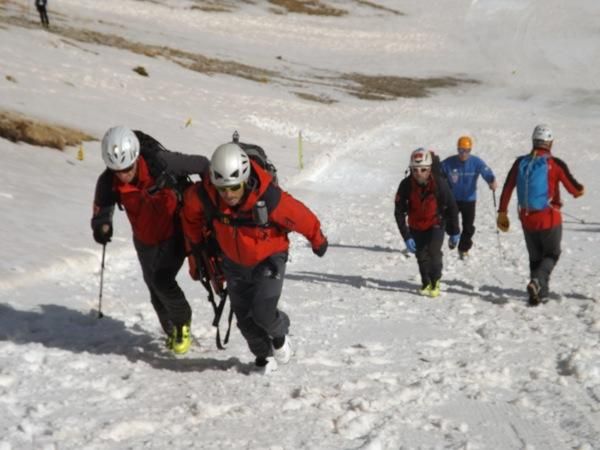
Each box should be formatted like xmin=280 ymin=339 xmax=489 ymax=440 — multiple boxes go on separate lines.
xmin=551 ymin=206 xmax=600 ymax=225
xmin=562 ymin=210 xmax=587 ymax=224
xmin=98 ymin=244 xmax=106 ymax=319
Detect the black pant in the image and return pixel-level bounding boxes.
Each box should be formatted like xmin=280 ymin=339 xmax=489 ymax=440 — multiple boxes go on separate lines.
xmin=134 ymin=232 xmax=191 ymax=334
xmin=412 ymin=226 xmax=445 ymax=287
xmin=456 ymin=201 xmax=476 ymax=253
xmin=223 ymin=252 xmax=289 ymax=359
xmin=523 ymin=225 xmax=562 ymax=297
xmin=36 ymin=5 xmax=49 ymax=27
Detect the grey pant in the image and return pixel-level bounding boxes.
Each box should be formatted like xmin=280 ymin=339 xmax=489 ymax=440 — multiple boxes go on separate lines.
xmin=223 ymin=252 xmax=290 ymax=359
xmin=134 ymin=232 xmax=191 ymax=333
xmin=523 ymin=225 xmax=562 ymax=297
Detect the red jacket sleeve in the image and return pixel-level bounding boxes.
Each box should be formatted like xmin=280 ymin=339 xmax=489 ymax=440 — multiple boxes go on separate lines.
xmin=180 ymin=183 xmax=207 ymax=247
xmin=270 ymin=190 xmax=326 ymax=249
xmin=498 ymin=158 xmax=520 ymax=213
xmin=554 ymin=157 xmax=584 ymax=198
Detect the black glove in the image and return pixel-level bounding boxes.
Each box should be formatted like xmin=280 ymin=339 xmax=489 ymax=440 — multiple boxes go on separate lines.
xmin=93 ymin=223 xmax=113 ymax=245
xmin=312 ymin=238 xmax=328 ymax=257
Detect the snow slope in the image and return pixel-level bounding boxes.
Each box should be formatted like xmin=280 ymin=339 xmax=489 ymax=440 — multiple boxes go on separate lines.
xmin=0 ymin=0 xmax=599 ymax=449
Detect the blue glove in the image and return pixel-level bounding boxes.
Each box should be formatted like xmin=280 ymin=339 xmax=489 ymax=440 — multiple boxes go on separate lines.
xmin=405 ymin=238 xmax=416 ymax=254
xmin=448 ymin=234 xmax=460 ymax=250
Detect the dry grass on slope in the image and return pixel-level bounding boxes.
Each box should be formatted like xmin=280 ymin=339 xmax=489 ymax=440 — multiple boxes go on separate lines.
xmin=0 ymin=14 xmax=476 ymax=104
xmin=342 ymin=74 xmax=476 ymax=100
xmin=190 ymin=0 xmax=255 ymax=13
xmin=0 ymin=110 xmax=95 ymax=150
xmin=269 ymin=0 xmax=347 ymax=16
xmin=0 ymin=15 xmax=275 ymax=83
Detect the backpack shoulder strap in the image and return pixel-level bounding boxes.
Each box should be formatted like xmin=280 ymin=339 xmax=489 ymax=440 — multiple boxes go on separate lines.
xmin=197 ymin=180 xmax=282 ymax=228
xmin=192 ymin=182 xmax=233 ymax=350
xmin=259 ymin=181 xmax=282 ymax=213
xmin=195 ymin=182 xmax=218 ymax=227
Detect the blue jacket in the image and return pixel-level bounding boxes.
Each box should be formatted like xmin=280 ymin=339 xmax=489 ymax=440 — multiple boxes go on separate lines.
xmin=441 ymin=155 xmax=495 ymax=202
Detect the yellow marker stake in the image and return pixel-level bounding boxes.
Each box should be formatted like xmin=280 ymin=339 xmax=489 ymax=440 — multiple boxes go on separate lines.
xmin=185 ymin=117 xmax=192 ymax=128
xmin=77 ymin=145 xmax=84 ymax=161
xmin=298 ymin=130 xmax=304 ymax=170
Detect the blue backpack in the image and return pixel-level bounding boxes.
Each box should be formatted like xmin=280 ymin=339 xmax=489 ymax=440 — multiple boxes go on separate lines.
xmin=516 ymin=154 xmax=550 ymax=211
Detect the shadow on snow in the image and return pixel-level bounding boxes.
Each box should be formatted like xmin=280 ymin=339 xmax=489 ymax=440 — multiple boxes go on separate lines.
xmin=288 ymin=271 xmax=594 ymax=305
xmin=0 ymin=303 xmax=254 ymax=374
xmin=329 ymin=242 xmax=408 ymax=255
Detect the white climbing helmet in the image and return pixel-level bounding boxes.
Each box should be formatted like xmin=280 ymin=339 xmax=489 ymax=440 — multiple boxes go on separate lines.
xmin=101 ymin=126 xmax=140 ymax=171
xmin=410 ymin=148 xmax=433 ymax=168
xmin=532 ymin=124 xmax=553 ymax=142
xmin=210 ymin=143 xmax=251 ymax=187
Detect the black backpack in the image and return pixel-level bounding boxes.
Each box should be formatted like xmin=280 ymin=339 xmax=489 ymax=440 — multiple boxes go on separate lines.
xmin=134 ymin=130 xmax=193 ymax=200
xmin=233 ymin=131 xmax=278 ymax=186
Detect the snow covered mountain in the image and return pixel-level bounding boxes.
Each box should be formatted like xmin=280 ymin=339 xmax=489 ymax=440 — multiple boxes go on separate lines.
xmin=0 ymin=0 xmax=598 ymax=448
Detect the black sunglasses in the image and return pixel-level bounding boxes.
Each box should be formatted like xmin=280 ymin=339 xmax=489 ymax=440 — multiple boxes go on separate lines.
xmin=112 ymin=163 xmax=135 ymax=174
xmin=412 ymin=167 xmax=431 ymax=173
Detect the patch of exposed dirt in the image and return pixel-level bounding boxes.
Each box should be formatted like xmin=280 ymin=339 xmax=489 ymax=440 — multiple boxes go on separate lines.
xmin=293 ymin=92 xmax=338 ymax=104
xmin=353 ymin=0 xmax=403 ymax=15
xmin=191 ymin=0 xmax=252 ymax=12
xmin=133 ymin=65 xmax=149 ymax=76
xmin=268 ymin=0 xmax=347 ymax=16
xmin=341 ymin=74 xmax=477 ymax=100
xmin=0 ymin=13 xmax=476 ymax=103
xmin=0 ymin=110 xmax=95 ymax=150
xmin=190 ymin=0 xmax=255 ymax=12
xmin=0 ymin=14 xmax=275 ymax=83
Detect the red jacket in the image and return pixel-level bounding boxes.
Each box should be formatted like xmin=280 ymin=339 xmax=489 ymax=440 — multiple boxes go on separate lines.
xmin=499 ymin=148 xmax=584 ymax=231
xmin=407 ymin=177 xmax=440 ymax=231
xmin=181 ymin=161 xmax=325 ymax=267
xmin=394 ymin=174 xmax=459 ymax=241
xmin=114 ymin=156 xmax=179 ymax=245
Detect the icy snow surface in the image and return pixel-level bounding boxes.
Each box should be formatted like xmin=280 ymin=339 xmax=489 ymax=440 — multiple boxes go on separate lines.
xmin=0 ymin=0 xmax=599 ymax=449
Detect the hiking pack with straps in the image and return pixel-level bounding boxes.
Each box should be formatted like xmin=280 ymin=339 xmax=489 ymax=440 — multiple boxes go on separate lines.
xmin=135 ymin=130 xmax=194 ymax=200
xmin=233 ymin=130 xmax=278 ymax=186
xmin=110 ymin=131 xmax=193 ymax=212
xmin=192 ymin=234 xmax=232 ymax=350
xmin=193 ymin=132 xmax=281 ymax=349
xmin=516 ymin=152 xmax=550 ymax=211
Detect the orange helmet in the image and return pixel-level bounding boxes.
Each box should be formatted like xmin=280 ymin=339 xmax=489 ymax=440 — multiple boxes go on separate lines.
xmin=457 ymin=136 xmax=472 ymax=151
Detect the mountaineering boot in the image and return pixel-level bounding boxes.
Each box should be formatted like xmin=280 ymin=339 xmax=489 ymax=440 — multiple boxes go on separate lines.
xmin=255 ymin=356 xmax=278 ymax=375
xmin=165 ymin=334 xmax=174 ymax=351
xmin=171 ymin=322 xmax=192 ymax=355
xmin=164 ymin=325 xmax=175 ymax=350
xmin=527 ymin=279 xmax=541 ymax=306
xmin=459 ymin=251 xmax=469 ymax=260
xmin=273 ymin=336 xmax=292 ymax=364
xmin=429 ymin=280 xmax=441 ymax=298
xmin=419 ymin=282 xmax=432 ymax=296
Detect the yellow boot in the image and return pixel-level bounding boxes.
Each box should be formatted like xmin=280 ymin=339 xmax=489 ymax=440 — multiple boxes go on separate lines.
xmin=171 ymin=322 xmax=192 ymax=355
xmin=429 ymin=280 xmax=441 ymax=298
xmin=419 ymin=283 xmax=432 ymax=296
